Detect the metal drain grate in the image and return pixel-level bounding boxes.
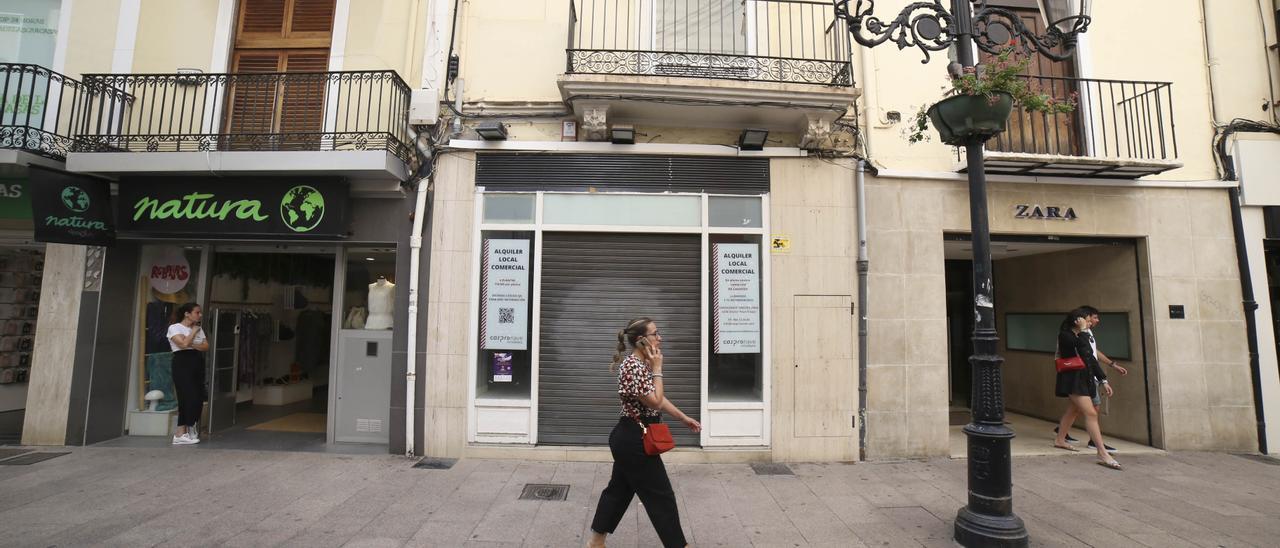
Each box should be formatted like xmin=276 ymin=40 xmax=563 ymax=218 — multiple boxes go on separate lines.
xmin=750 ymin=463 xmax=794 ymax=476
xmin=519 ymin=483 xmax=570 ymax=501
xmin=0 ymin=452 xmax=69 ymax=465
xmin=1234 ymin=453 xmax=1280 ymax=466
xmin=413 ymin=457 xmax=457 ymax=470
xmin=0 ymin=448 xmax=34 ymax=460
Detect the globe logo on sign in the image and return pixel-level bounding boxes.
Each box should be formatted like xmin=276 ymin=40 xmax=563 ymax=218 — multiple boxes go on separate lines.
xmin=280 ymin=185 xmax=326 ymax=233
xmin=61 ymin=186 xmax=91 ymax=213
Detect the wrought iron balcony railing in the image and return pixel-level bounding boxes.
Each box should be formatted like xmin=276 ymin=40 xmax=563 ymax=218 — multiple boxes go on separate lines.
xmin=990 ymin=75 xmax=1178 ymax=163
xmin=75 ymin=69 xmax=415 ymax=166
xmin=1 ymin=63 xmax=94 ymax=161
xmin=566 ymin=0 xmax=853 ymax=86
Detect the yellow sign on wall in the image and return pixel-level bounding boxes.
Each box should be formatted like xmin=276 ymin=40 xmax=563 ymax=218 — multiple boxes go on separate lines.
xmin=770 ymin=235 xmax=791 ymax=253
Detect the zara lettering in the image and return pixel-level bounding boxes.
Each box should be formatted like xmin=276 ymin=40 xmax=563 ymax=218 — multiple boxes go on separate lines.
xmin=1014 ymin=204 xmax=1078 ymax=221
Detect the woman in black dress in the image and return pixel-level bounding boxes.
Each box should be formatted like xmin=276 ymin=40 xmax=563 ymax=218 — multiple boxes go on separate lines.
xmin=1052 ymin=308 xmax=1122 ymax=470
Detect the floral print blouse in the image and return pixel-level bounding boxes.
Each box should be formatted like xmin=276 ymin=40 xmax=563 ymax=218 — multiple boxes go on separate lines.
xmin=617 ymin=355 xmax=660 ymax=419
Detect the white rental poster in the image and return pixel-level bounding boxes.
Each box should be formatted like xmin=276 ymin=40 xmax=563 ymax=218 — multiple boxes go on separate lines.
xmin=482 ymin=239 xmax=531 ymax=350
xmin=713 ymin=243 xmax=761 ymax=354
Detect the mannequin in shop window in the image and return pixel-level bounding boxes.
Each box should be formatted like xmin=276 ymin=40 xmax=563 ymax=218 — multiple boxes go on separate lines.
xmin=365 ymin=276 xmax=394 ymax=329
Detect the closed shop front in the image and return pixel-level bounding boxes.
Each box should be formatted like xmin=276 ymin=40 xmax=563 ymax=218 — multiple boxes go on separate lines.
xmin=467 ymin=154 xmax=770 ymax=449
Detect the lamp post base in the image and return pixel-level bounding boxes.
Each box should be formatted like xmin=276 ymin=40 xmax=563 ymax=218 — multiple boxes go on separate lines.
xmin=955 ymin=506 xmax=1028 ymax=548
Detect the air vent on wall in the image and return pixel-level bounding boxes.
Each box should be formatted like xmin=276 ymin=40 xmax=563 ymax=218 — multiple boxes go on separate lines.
xmin=356 ymin=419 xmax=383 ymax=433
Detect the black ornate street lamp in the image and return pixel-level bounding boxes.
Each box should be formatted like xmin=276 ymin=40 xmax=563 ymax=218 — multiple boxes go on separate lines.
xmin=834 ymin=1 xmax=1091 ymax=547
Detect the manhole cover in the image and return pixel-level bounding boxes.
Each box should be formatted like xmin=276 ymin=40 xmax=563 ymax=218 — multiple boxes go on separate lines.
xmin=519 ymin=483 xmax=569 ymax=501
xmin=412 ymin=458 xmax=457 ymax=470
xmin=1234 ymin=453 xmax=1280 ymax=466
xmin=0 ymin=452 xmax=69 ymax=465
xmin=750 ymin=463 xmax=794 ymax=476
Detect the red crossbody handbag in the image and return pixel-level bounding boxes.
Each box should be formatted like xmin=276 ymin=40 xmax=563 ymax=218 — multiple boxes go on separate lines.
xmin=1055 ymin=355 xmax=1086 ymax=373
xmin=628 ymin=404 xmax=675 ymax=455
xmin=639 ymin=421 xmax=675 ymax=455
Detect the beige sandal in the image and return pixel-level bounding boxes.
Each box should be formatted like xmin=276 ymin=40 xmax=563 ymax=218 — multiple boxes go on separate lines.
xmin=1097 ymin=459 xmax=1122 ymax=470
xmin=1053 ymin=443 xmax=1079 ymax=452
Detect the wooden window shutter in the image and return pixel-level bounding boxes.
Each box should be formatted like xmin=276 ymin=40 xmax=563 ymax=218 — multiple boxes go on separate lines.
xmin=238 ymin=0 xmax=285 ymax=38
xmin=279 ymin=51 xmax=330 ymax=142
xmin=289 ymin=0 xmax=336 ymax=34
xmin=226 ymin=51 xmax=286 ymax=137
xmin=235 ymin=0 xmax=334 ymax=49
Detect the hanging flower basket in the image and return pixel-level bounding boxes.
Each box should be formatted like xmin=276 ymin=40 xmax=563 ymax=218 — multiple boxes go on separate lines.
xmin=926 ymin=92 xmax=1014 ymax=146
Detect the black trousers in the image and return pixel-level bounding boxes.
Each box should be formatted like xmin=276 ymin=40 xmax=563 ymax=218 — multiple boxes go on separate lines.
xmin=591 ymin=417 xmax=686 ymax=547
xmin=172 ymin=350 xmax=206 ymax=428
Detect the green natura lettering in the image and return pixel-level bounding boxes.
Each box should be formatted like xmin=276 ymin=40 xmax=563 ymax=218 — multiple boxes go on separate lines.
xmin=134 ymin=193 xmax=269 ymax=222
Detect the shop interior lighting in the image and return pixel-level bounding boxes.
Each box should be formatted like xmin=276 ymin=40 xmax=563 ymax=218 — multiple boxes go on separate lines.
xmin=475 ymin=121 xmax=508 ymax=141
xmin=738 ymin=129 xmax=769 ymax=151
xmin=610 ymin=124 xmax=635 ymax=145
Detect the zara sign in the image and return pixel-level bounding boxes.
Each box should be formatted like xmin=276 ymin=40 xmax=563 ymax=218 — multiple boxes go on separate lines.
xmin=1014 ymin=204 xmax=1078 ymax=221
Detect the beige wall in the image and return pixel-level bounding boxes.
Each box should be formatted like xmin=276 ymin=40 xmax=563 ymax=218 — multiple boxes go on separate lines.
xmin=62 ymin=0 xmax=121 ymax=77
xmin=994 ymin=245 xmax=1148 ymax=444
xmin=131 ymin=0 xmax=221 ymax=73
xmin=455 ymin=1 xmax=566 ymax=103
xmin=768 ymin=158 xmax=860 ymax=462
xmin=868 ymin=177 xmax=1257 ymax=454
xmin=423 ymin=151 xmax=477 ymax=458
xmin=22 ymin=244 xmax=87 ymax=445
xmin=340 ymin=0 xmax=429 ymax=79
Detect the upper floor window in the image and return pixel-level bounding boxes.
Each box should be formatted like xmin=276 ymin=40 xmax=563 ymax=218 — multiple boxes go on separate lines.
xmin=0 ymin=0 xmax=60 ymax=66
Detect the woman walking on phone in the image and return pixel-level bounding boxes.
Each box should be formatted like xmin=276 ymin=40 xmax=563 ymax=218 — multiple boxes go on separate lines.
xmin=168 ymin=302 xmax=208 ymax=445
xmin=589 ymin=317 xmax=701 ymax=548
xmin=1052 ymin=308 xmax=1121 ymax=470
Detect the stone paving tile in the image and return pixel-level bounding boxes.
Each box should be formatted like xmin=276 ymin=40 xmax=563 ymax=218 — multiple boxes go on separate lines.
xmin=3 ymin=448 xmax=1280 ymax=547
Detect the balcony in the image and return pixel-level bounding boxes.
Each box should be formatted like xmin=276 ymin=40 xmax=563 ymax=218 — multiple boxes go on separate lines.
xmin=67 ymin=69 xmax=417 ymax=186
xmin=1 ymin=63 xmax=91 ymax=166
xmin=558 ymin=0 xmax=858 ymax=146
xmin=968 ymin=76 xmax=1182 ymax=179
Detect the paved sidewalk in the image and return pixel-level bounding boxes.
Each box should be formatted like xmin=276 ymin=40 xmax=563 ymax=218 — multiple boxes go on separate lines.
xmin=1 ymin=447 xmax=1278 ymax=547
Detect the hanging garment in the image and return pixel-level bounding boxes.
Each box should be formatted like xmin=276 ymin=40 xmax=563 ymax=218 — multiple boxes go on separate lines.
xmin=145 ymin=301 xmax=175 ymax=354
xmin=237 ymin=313 xmax=258 ymax=388
xmin=144 ymin=352 xmax=179 ymax=412
xmin=295 ymin=309 xmax=330 ymax=377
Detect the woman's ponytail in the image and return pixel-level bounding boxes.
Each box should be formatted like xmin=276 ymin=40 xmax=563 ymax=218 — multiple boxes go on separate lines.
xmin=611 ymin=330 xmax=628 ymax=370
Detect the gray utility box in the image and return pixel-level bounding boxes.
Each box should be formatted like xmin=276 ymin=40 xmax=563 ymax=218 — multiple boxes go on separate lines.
xmin=334 ymin=329 xmax=392 ymax=444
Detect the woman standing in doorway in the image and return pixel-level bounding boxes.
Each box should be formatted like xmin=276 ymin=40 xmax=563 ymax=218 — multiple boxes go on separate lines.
xmin=168 ymin=302 xmax=208 ymax=445
xmin=1052 ymin=308 xmax=1121 ymax=470
xmin=589 ymin=318 xmax=701 ymax=548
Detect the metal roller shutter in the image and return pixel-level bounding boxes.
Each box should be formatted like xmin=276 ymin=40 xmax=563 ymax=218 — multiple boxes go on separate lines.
xmin=538 ymin=232 xmax=702 ymax=446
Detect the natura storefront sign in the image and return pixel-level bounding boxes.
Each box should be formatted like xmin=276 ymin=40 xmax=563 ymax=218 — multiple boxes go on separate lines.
xmin=117 ymin=177 xmax=349 ymax=238
xmin=29 ymin=166 xmax=115 ymax=246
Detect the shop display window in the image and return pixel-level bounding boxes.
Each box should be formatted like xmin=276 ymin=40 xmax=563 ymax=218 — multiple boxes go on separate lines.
xmin=343 ymin=247 xmax=396 ymax=331
xmin=707 ymin=234 xmax=764 ymax=402
xmin=0 ymin=248 xmax=42 ymax=387
xmin=137 ymin=245 xmax=204 ymax=412
xmin=476 ymin=230 xmax=535 ymax=399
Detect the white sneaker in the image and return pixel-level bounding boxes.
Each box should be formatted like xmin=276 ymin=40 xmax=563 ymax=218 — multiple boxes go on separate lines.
xmin=172 ymin=433 xmax=198 ymax=445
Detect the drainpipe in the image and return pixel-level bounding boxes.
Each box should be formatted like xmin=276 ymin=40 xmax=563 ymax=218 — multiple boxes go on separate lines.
xmin=405 ymin=175 xmax=429 ymax=457
xmin=856 ymin=159 xmax=870 ymax=461
xmin=1228 ymin=185 xmax=1268 ymax=455
xmin=404 ymin=124 xmax=434 ymax=458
